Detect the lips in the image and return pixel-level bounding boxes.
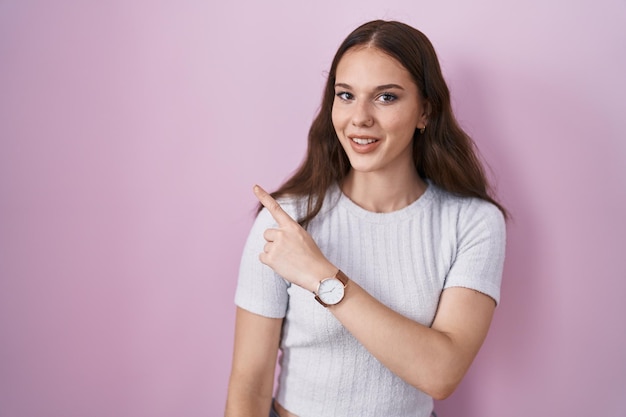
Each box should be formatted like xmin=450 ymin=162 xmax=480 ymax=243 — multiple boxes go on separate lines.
xmin=348 ymin=135 xmax=381 ymax=154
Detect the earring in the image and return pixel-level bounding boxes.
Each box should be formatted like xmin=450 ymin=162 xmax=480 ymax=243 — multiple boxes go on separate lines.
xmin=419 ymin=126 xmax=425 ymax=134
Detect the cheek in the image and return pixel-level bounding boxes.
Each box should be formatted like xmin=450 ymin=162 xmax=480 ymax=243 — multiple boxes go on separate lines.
xmin=389 ymin=112 xmax=419 ymax=135
xmin=331 ymin=108 xmax=344 ymax=135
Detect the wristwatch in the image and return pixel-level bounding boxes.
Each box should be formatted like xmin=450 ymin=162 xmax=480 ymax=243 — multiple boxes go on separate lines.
xmin=314 ymin=270 xmax=349 ymax=307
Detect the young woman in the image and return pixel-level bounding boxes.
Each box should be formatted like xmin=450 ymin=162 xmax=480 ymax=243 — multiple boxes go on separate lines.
xmin=225 ymin=20 xmax=507 ymax=417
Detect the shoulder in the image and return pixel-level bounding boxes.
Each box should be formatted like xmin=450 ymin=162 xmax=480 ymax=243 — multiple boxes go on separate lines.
xmin=429 ymin=185 xmax=506 ymax=238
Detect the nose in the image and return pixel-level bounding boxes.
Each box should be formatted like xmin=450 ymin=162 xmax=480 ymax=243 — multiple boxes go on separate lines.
xmin=351 ymin=100 xmax=374 ymax=127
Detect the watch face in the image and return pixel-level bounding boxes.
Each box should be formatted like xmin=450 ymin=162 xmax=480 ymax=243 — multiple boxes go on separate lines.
xmin=317 ymin=278 xmax=345 ymax=305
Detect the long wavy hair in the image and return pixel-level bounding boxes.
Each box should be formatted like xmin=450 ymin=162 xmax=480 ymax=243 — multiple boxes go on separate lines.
xmin=260 ymin=20 xmax=507 ymax=227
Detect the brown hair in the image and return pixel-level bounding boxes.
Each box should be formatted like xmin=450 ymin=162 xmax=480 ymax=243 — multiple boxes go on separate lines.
xmin=260 ymin=20 xmax=507 ymax=226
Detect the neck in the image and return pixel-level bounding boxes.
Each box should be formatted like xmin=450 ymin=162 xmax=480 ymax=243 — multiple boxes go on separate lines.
xmin=341 ymin=169 xmax=427 ymax=213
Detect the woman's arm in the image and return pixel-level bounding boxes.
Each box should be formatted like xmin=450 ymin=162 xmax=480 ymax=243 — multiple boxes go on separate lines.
xmin=329 ymin=282 xmax=495 ymax=399
xmin=225 ymin=307 xmax=283 ymax=417
xmin=253 ymin=184 xmax=499 ymax=400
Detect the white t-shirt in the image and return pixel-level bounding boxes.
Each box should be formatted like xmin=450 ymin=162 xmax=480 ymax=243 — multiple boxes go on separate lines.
xmin=235 ymin=182 xmax=506 ymax=417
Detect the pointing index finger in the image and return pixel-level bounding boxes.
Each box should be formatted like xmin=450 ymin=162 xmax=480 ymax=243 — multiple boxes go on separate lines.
xmin=253 ymin=185 xmax=295 ymax=227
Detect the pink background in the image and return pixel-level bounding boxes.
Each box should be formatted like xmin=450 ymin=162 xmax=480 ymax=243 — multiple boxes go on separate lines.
xmin=1 ymin=1 xmax=625 ymax=416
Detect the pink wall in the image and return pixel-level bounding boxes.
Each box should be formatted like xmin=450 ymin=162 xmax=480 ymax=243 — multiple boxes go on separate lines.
xmin=1 ymin=1 xmax=624 ymax=416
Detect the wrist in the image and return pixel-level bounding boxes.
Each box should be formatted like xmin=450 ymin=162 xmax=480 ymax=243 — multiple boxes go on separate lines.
xmin=307 ymin=262 xmax=338 ymax=293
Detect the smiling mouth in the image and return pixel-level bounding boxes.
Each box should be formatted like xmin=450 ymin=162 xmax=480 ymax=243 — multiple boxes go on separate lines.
xmin=351 ymin=137 xmax=378 ymax=145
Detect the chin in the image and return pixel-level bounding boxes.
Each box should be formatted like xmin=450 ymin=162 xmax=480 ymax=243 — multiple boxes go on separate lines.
xmin=347 ymin=162 xmax=380 ymax=174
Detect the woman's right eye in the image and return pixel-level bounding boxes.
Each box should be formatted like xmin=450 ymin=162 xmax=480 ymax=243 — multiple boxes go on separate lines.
xmin=335 ymin=92 xmax=353 ymax=101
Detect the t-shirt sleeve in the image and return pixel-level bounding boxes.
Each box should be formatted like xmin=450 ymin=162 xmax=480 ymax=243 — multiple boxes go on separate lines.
xmin=234 ymin=207 xmax=290 ymax=318
xmin=443 ymin=199 xmax=506 ymax=305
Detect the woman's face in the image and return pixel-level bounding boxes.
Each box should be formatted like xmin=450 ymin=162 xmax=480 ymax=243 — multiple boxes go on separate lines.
xmin=331 ymin=47 xmax=428 ymax=178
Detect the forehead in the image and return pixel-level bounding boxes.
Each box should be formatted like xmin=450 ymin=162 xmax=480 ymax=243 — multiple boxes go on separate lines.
xmin=335 ymin=46 xmax=413 ymax=85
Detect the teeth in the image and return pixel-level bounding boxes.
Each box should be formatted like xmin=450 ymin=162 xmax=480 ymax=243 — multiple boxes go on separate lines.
xmin=352 ymin=138 xmax=377 ymax=145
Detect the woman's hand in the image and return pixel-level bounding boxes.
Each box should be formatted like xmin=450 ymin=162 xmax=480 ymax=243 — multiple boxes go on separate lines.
xmin=253 ymin=185 xmax=336 ymax=292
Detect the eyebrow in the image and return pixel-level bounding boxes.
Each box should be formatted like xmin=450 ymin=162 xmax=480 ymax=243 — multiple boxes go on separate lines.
xmin=334 ymin=83 xmax=405 ymax=91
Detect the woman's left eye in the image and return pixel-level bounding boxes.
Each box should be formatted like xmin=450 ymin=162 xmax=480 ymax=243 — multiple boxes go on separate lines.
xmin=377 ymin=93 xmax=397 ymax=103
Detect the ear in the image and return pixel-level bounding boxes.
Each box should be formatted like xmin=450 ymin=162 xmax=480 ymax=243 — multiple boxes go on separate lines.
xmin=417 ymin=101 xmax=431 ymax=129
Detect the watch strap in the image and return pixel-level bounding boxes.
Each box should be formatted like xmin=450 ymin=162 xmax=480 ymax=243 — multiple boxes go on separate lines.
xmin=335 ymin=270 xmax=349 ymax=286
